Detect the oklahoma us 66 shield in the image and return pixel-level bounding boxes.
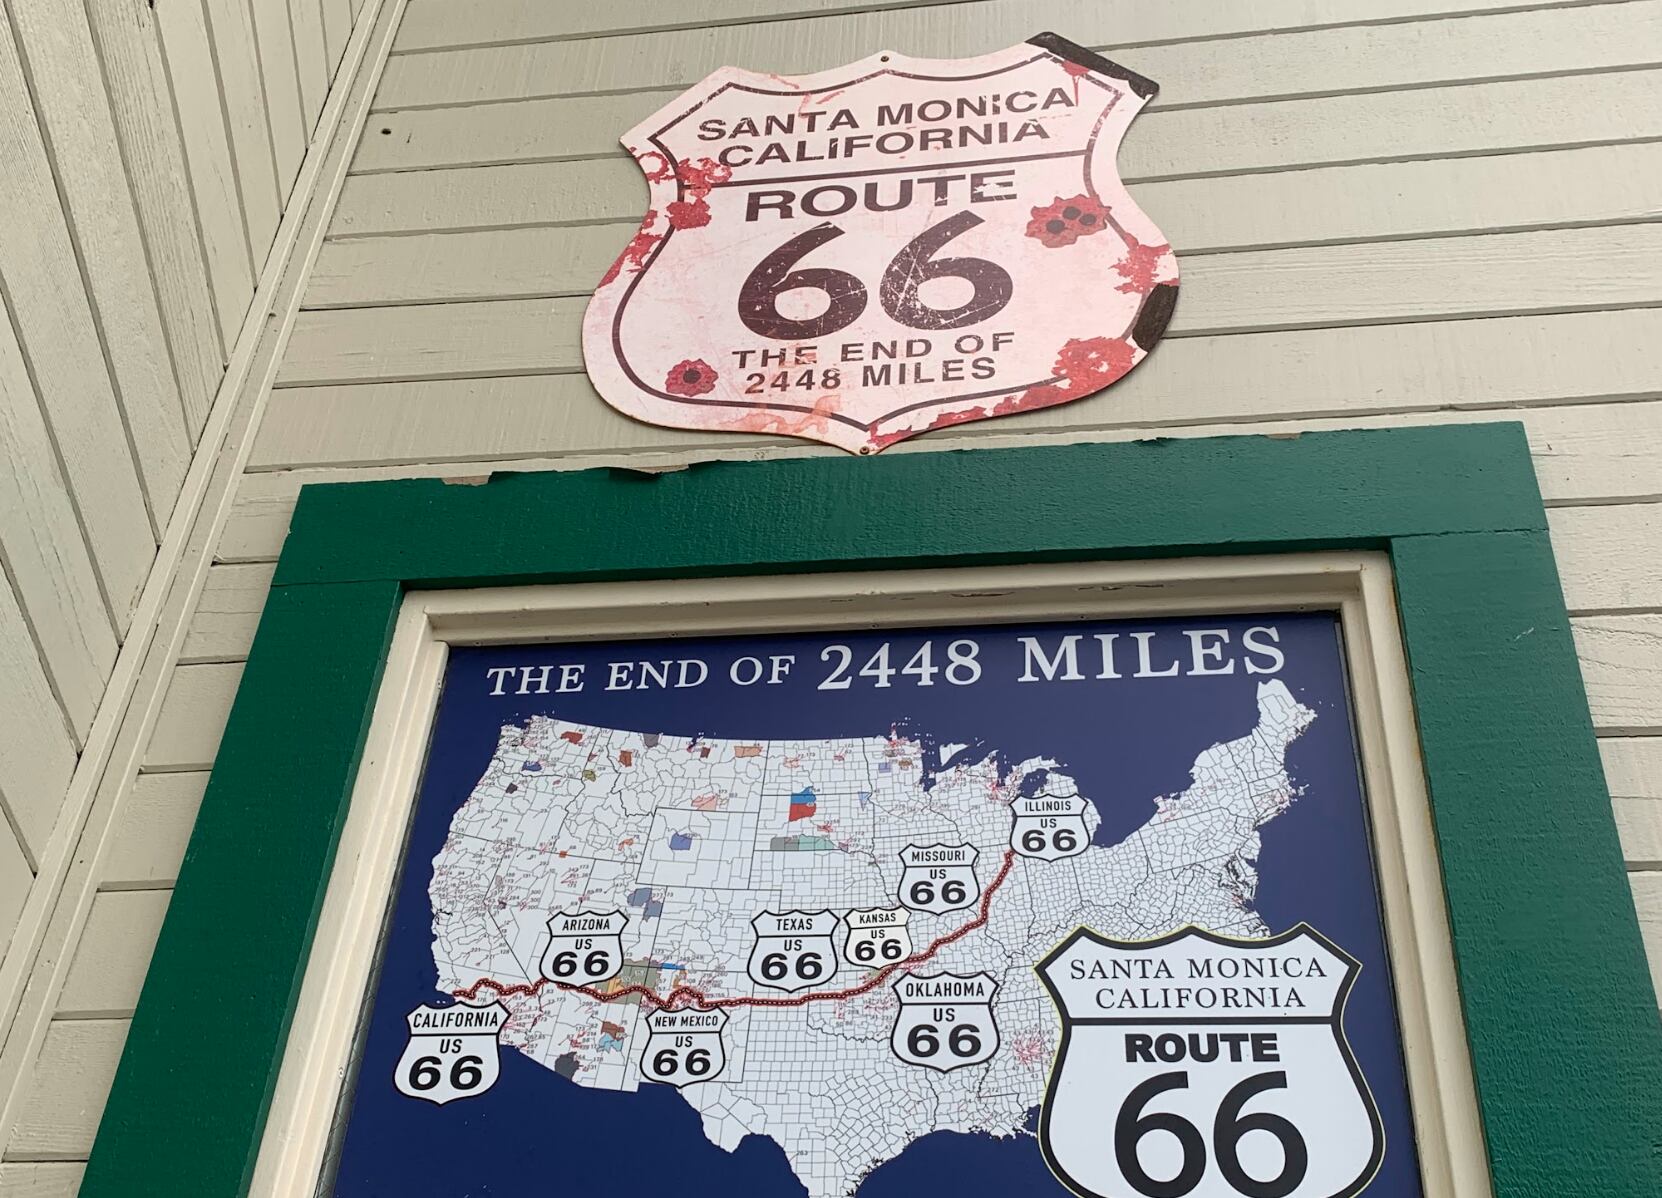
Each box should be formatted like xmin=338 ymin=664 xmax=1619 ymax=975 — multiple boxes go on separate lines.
xmin=582 ymin=35 xmax=1177 ymax=453
xmin=1036 ymin=925 xmax=1383 ymax=1198
xmin=394 ymin=1001 xmax=508 ymax=1106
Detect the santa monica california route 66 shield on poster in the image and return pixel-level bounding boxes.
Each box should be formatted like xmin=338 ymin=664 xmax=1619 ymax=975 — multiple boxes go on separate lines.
xmin=581 ymin=35 xmax=1179 ymax=453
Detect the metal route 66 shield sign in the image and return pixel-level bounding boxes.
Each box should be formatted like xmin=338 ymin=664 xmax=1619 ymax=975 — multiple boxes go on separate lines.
xmin=581 ymin=33 xmax=1178 ymax=453
xmin=1035 ymin=925 xmax=1384 ymax=1198
xmin=394 ymin=1000 xmax=509 ymax=1106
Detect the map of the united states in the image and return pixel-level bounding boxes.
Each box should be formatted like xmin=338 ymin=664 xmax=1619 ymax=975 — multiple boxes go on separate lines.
xmin=430 ymin=679 xmax=1314 ymax=1197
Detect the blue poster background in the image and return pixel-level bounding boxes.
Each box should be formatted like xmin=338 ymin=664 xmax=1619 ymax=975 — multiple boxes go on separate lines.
xmin=330 ymin=613 xmax=1424 ymax=1196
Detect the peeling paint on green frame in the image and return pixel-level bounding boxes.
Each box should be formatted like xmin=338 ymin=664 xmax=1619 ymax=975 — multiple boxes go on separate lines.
xmin=81 ymin=424 xmax=1662 ymax=1197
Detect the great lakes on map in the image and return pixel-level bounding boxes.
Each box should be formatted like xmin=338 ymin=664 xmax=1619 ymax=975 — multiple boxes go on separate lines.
xmin=429 ymin=679 xmax=1315 ymax=1197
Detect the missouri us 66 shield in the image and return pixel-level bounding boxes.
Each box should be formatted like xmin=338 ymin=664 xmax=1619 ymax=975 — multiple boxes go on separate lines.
xmin=1036 ymin=925 xmax=1384 ymax=1198
xmin=581 ymin=34 xmax=1178 ymax=454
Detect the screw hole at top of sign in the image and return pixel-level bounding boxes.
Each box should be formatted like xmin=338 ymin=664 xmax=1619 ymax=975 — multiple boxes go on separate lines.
xmin=880 ymin=54 xmax=890 ymax=62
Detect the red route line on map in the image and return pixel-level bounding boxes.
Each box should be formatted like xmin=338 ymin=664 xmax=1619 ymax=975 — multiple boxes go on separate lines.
xmin=453 ymin=849 xmax=1018 ymax=1011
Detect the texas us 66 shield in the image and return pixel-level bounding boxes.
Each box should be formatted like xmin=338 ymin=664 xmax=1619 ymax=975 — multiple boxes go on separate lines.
xmin=1036 ymin=926 xmax=1384 ymax=1198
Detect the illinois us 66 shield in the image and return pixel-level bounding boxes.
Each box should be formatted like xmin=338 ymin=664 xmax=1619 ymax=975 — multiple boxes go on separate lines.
xmin=1036 ymin=925 xmax=1383 ymax=1198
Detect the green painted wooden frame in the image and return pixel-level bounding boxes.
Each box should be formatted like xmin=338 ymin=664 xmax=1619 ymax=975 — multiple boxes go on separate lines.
xmin=82 ymin=424 xmax=1662 ymax=1196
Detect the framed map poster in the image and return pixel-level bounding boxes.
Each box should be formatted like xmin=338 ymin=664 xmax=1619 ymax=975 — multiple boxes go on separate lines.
xmin=79 ymin=428 xmax=1662 ymax=1198
xmin=328 ymin=609 xmax=1422 ymax=1198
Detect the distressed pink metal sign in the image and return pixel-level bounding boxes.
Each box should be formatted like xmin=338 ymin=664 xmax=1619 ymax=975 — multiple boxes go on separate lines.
xmin=581 ymin=34 xmax=1178 ymax=454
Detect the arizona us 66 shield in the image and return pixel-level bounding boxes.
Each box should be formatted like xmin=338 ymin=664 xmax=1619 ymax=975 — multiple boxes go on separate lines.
xmin=581 ymin=34 xmax=1178 ymax=453
xmin=1036 ymin=925 xmax=1384 ymax=1198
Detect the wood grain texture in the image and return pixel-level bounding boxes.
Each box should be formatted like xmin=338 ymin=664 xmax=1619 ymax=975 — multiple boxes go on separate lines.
xmin=1573 ymin=615 xmax=1662 ymax=734
xmin=84 ymin=0 xmax=225 ymax=431
xmin=375 ymin=0 xmax=1645 ymax=108
xmin=249 ymin=0 xmax=307 ymax=197
xmin=395 ymin=0 xmax=1002 ymax=51
xmin=57 ymin=892 xmax=172 ymax=1019
xmin=0 ymin=816 xmax=30 ymax=957
xmin=8 ymin=0 xmax=191 ymax=529
xmin=322 ymin=0 xmax=352 ymax=70
xmin=320 ymin=143 xmax=1662 ymax=289
xmin=99 ymin=773 xmax=208 ymax=891
xmin=0 ymin=299 xmax=117 ymax=741
xmin=141 ymin=663 xmax=246 ymax=773
xmin=156 ymin=0 xmax=256 ymax=346
xmin=0 ymin=16 xmax=155 ymax=631
xmin=181 ymin=562 xmax=276 ymax=663
xmin=1632 ymin=873 xmax=1662 ymax=1001
xmin=1548 ymin=505 xmax=1662 ymax=612
xmin=0 ymin=514 xmax=81 ymax=863
xmin=0 ymin=1163 xmax=85 ymax=1196
xmin=3 ymin=1019 xmax=125 ymax=1161
xmin=356 ymin=64 xmax=1662 ymax=178
xmin=290 ymin=0 xmax=328 ymax=133
xmin=203 ymin=0 xmax=281 ymax=263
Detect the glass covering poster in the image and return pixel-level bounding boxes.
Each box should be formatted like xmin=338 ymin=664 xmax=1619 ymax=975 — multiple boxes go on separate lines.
xmin=332 ymin=615 xmax=1423 ymax=1198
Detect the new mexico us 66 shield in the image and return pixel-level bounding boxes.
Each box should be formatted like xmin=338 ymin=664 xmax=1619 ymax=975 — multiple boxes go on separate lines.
xmin=581 ymin=34 xmax=1178 ymax=454
xmin=1036 ymin=925 xmax=1384 ymax=1198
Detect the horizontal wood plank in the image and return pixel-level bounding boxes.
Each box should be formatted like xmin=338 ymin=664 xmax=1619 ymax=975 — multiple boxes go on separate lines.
xmin=1603 ymin=738 xmax=1662 ymax=867
xmin=281 ymin=229 xmax=1662 ymax=382
xmin=99 ymin=773 xmax=208 ymax=890
xmin=142 ymin=663 xmax=244 ymax=773
xmin=0 ymin=1163 xmax=85 ymax=1195
xmin=1573 ymin=614 xmax=1662 ymax=734
xmin=1548 ymin=505 xmax=1662 ymax=613
xmin=1630 ymin=873 xmax=1662 ymax=1004
xmin=374 ymin=0 xmax=1648 ymax=108
xmin=3 ymin=1019 xmax=126 ymax=1161
xmin=58 ymin=891 xmax=172 ymax=1019
xmin=226 ymin=400 xmax=1662 ymax=560
xmin=181 ymin=562 xmax=276 ymax=663
xmin=320 ymin=143 xmax=1662 ymax=293
xmin=395 ymin=0 xmax=989 ymax=50
xmin=356 ymin=63 xmax=1662 ymax=182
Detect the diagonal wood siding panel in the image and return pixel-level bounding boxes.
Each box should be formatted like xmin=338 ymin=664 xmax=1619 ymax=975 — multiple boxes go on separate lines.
xmin=202 ymin=0 xmax=281 ymax=264
xmin=250 ymin=0 xmax=308 ymax=198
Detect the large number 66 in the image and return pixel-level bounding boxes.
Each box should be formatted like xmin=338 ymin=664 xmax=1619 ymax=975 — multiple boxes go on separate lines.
xmin=1115 ymin=1070 xmax=1309 ymax=1198
xmin=738 ymin=211 xmax=1013 ymax=340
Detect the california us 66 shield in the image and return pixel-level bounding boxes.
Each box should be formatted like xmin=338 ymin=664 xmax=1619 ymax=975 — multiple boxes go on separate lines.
xmin=394 ymin=1000 xmax=508 ymax=1106
xmin=582 ymin=34 xmax=1178 ymax=453
xmin=1036 ymin=925 xmax=1383 ymax=1198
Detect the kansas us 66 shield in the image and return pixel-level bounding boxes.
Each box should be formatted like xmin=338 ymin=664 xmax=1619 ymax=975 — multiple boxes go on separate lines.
xmin=1036 ymin=925 xmax=1384 ymax=1198
xmin=581 ymin=34 xmax=1178 ymax=453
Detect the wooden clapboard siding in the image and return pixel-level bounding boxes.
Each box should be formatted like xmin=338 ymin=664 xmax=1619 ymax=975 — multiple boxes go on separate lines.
xmin=319 ymin=143 xmax=1662 ymax=299
xmin=155 ymin=0 xmax=257 ymax=345
xmin=0 ymin=1162 xmax=84 ymax=1196
xmin=82 ymin=0 xmax=225 ymax=431
xmin=1605 ymin=738 xmax=1662 ymax=868
xmin=202 ymin=0 xmax=282 ymax=264
xmin=98 ymin=774 xmax=207 ymax=891
xmin=7 ymin=0 xmax=190 ymax=534
xmin=356 ymin=65 xmax=1662 ymax=181
xmin=395 ymin=0 xmax=992 ymax=51
xmin=249 ymin=0 xmax=308 ymax=197
xmin=373 ymin=0 xmax=1651 ymax=108
xmin=0 ymin=19 xmax=155 ymax=630
xmin=323 ymin=0 xmax=354 ymax=71
xmin=291 ymin=0 xmax=330 ymax=132
xmin=0 ymin=811 xmax=28 ymax=957
xmin=180 ymin=562 xmax=276 ymax=664
xmin=142 ymin=663 xmax=246 ymax=774
xmin=56 ymin=892 xmax=171 ymax=1020
xmin=3 ymin=1020 xmax=125 ymax=1161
